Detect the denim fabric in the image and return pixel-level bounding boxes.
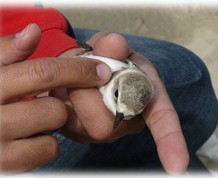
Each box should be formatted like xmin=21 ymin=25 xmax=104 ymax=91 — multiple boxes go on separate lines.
xmin=34 ymin=28 xmax=218 ymax=172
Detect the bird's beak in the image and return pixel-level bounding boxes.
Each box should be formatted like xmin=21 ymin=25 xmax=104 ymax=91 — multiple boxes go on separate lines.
xmin=113 ymin=112 xmax=124 ymax=131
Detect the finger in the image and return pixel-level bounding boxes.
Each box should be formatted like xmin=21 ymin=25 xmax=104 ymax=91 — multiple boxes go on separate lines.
xmin=62 ymin=108 xmax=145 ymax=142
xmin=62 ymin=117 xmax=145 ymax=144
xmin=61 ymin=130 xmax=117 ymax=144
xmin=0 ymin=58 xmax=111 ymax=104
xmin=68 ymin=87 xmax=145 ymax=141
xmin=68 ymin=88 xmax=115 ymax=141
xmin=64 ymin=105 xmax=89 ymax=137
xmin=61 ymin=130 xmax=107 ymax=144
xmin=0 ymin=97 xmax=67 ymax=139
xmin=144 ymin=90 xmax=189 ymax=174
xmin=0 ymin=135 xmax=58 ymax=172
xmin=62 ymin=110 xmax=145 ymax=142
xmin=114 ymin=115 xmax=145 ymax=137
xmin=61 ymin=129 xmax=94 ymax=144
xmin=51 ymin=88 xmax=89 ymax=137
xmin=90 ymin=33 xmax=131 ymax=60
xmin=86 ymin=31 xmax=111 ymax=46
xmin=102 ymin=115 xmax=145 ymax=141
xmin=0 ymin=23 xmax=41 ymax=67
xmin=131 ymin=53 xmax=189 ymax=174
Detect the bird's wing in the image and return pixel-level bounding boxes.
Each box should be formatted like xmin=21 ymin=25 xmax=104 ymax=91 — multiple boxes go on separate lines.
xmin=79 ymin=55 xmax=129 ymax=72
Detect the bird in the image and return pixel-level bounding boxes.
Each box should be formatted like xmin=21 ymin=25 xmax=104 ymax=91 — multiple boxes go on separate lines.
xmin=76 ymin=41 xmax=154 ymax=130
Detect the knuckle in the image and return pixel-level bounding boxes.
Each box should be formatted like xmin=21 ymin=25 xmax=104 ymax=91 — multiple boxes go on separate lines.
xmin=48 ymin=137 xmax=59 ymax=160
xmin=46 ymin=97 xmax=68 ymax=127
xmin=73 ymin=60 xmax=88 ymax=79
xmin=0 ymin=142 xmax=13 ymax=171
xmin=71 ymin=59 xmax=96 ymax=84
xmin=0 ymin=154 xmax=7 ymax=171
xmin=0 ymin=108 xmax=9 ymax=140
xmin=0 ymin=155 xmax=9 ymax=171
xmin=28 ymin=59 xmax=60 ymax=85
xmin=147 ymin=109 xmax=175 ymax=128
xmin=43 ymin=136 xmax=58 ymax=160
xmin=0 ymin=108 xmax=3 ymax=132
xmin=0 ymin=70 xmax=8 ymax=104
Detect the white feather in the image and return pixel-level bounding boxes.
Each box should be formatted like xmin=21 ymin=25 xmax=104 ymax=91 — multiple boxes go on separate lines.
xmin=79 ymin=54 xmax=129 ymax=72
xmin=78 ymin=54 xmax=153 ymax=121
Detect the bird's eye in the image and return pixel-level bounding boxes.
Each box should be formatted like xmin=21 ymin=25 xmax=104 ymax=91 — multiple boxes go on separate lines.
xmin=114 ymin=89 xmax=119 ymax=99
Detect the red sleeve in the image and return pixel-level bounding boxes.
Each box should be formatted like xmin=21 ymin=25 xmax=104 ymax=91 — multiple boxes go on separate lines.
xmin=0 ymin=6 xmax=79 ymax=60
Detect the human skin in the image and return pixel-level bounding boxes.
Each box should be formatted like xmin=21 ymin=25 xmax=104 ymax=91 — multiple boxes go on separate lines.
xmin=0 ymin=24 xmax=111 ymax=172
xmin=58 ymin=32 xmax=189 ymax=174
xmin=0 ymin=23 xmax=189 ymax=174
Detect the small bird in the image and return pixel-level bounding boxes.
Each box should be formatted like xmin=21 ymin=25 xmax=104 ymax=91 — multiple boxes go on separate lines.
xmin=77 ymin=41 xmax=154 ymax=130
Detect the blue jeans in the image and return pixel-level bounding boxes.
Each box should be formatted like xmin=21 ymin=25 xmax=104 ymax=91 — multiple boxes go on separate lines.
xmin=35 ymin=28 xmax=218 ymax=172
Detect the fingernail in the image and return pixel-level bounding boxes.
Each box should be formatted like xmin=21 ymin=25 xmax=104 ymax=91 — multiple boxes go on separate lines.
xmin=15 ymin=24 xmax=32 ymax=38
xmin=96 ymin=64 xmax=112 ymax=81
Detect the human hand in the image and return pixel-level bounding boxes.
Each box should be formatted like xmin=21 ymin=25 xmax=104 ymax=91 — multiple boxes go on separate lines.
xmin=0 ymin=24 xmax=111 ymax=172
xmin=129 ymin=52 xmax=189 ymax=174
xmin=57 ymin=32 xmax=189 ymax=174
xmin=56 ymin=32 xmax=145 ymax=143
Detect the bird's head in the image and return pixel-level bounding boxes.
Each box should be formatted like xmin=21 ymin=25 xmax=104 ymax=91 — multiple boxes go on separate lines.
xmin=99 ymin=68 xmax=153 ymax=130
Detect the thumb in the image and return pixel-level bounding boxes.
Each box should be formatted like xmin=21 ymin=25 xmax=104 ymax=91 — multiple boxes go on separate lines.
xmin=0 ymin=23 xmax=41 ymax=67
xmin=89 ymin=32 xmax=130 ymax=60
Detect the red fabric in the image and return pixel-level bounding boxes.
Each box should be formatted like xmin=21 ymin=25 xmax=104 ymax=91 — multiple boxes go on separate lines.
xmin=0 ymin=6 xmax=80 ymax=101
xmin=0 ymin=6 xmax=79 ymax=60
